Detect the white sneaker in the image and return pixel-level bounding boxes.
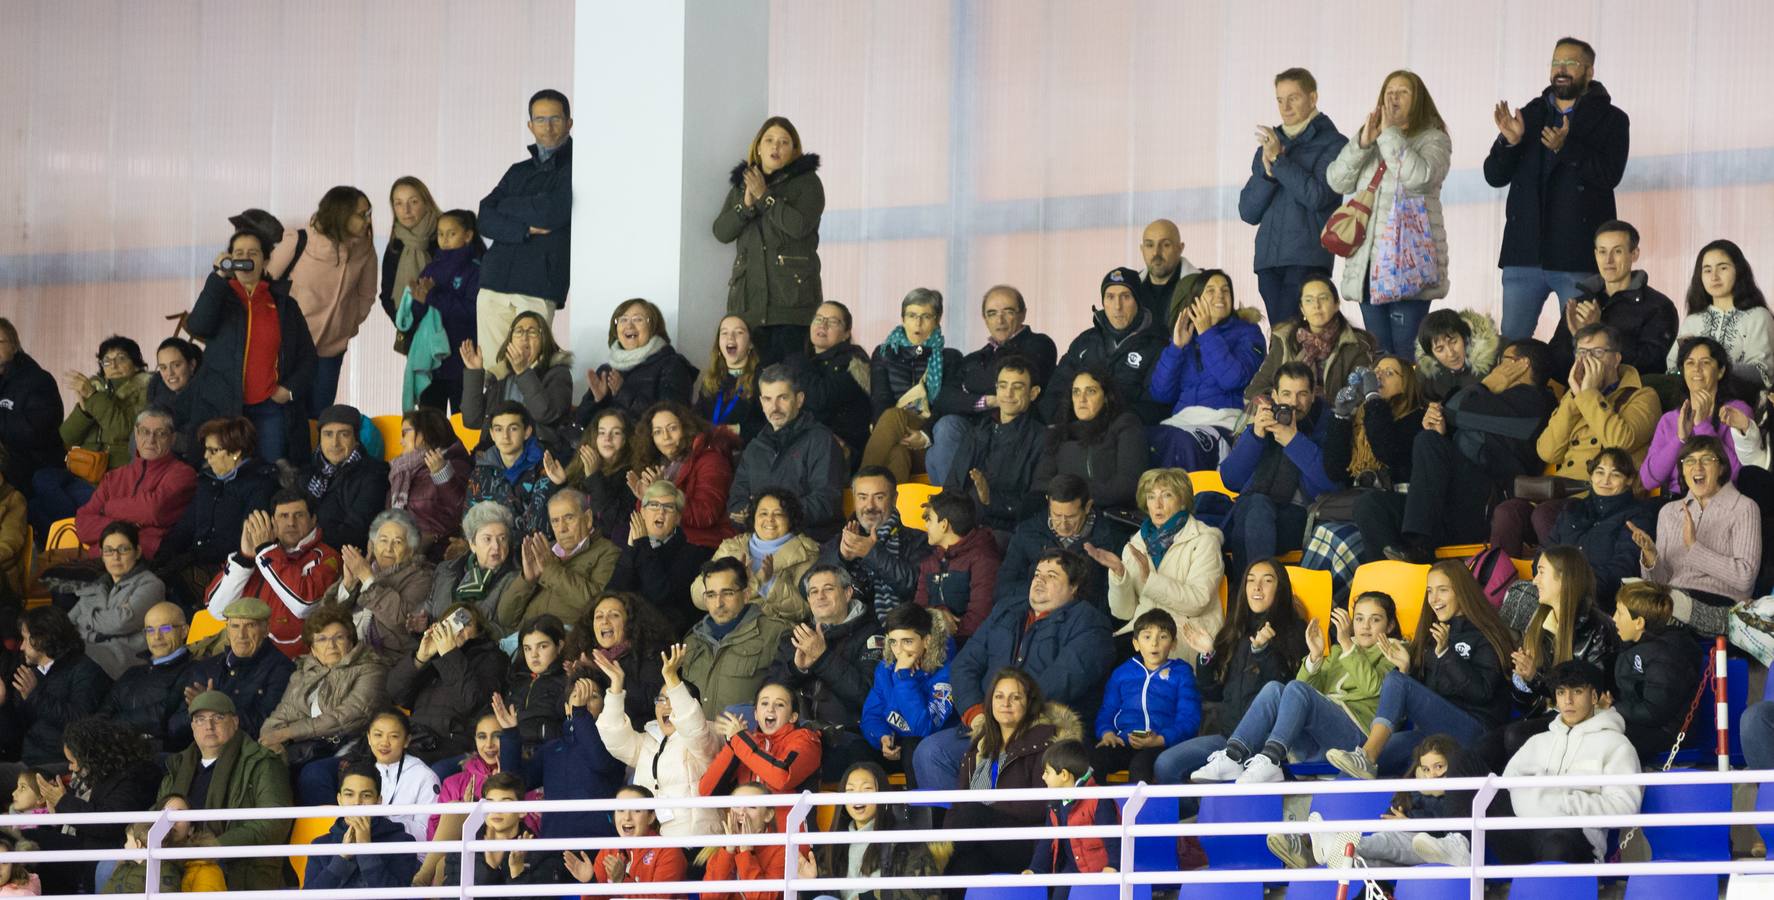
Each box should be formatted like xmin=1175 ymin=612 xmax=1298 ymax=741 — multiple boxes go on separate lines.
xmin=1236 ymin=753 xmax=1284 ymax=784
xmin=1189 ymin=749 xmax=1245 ymax=783
xmin=1267 ymin=832 xmax=1311 ymax=869
xmin=1412 ymin=832 xmax=1471 ymax=866
xmin=1307 ymin=812 xmax=1360 ymax=869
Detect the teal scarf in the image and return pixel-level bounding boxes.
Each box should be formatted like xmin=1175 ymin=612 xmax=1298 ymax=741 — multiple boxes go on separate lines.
xmin=884 ymin=325 xmax=945 ymax=399
xmin=1139 ymin=510 xmax=1189 ymax=568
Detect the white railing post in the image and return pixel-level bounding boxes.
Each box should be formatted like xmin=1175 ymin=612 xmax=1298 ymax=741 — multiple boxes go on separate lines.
xmin=1468 ymin=775 xmax=1499 ymax=900
xmin=1119 ymin=782 xmax=1146 ymax=900
xmin=458 ymin=795 xmax=488 ymax=900
xmin=783 ymin=790 xmax=814 ymax=900
xmin=144 ymin=805 xmax=172 ymax=900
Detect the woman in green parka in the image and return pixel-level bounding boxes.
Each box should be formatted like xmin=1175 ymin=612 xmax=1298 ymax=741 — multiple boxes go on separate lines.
xmin=713 ymin=115 xmax=825 ymax=366
xmin=30 ymin=335 xmax=152 ymax=530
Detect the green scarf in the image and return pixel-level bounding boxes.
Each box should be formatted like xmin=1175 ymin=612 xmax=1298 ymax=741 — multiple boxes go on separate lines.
xmin=884 ymin=325 xmax=945 ymax=399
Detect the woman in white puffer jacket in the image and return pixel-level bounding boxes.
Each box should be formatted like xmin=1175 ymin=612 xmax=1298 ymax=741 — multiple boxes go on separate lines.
xmin=1325 ymin=70 xmax=1452 ymax=357
xmin=593 ymin=643 xmax=722 ymax=837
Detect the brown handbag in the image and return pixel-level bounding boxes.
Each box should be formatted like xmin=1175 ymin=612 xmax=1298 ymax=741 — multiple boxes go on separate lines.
xmin=65 ymin=447 xmax=108 ymax=485
xmin=1511 ymin=475 xmax=1588 ymax=502
xmin=1320 ymin=160 xmax=1387 ymax=258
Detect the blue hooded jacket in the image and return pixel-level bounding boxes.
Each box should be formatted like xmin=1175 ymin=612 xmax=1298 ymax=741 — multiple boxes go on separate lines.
xmin=501 ymin=706 xmax=626 ymax=839
xmin=1148 ymin=311 xmax=1267 ymax=413
xmin=302 ymin=814 xmax=422 ymax=890
xmin=1094 ymin=656 xmax=1201 ymax=747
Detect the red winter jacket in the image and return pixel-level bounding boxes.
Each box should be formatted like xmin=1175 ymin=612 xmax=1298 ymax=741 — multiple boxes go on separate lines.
xmin=1035 ymin=794 xmax=1120 ymax=874
xmin=701 ymin=844 xmax=784 ymax=900
xmin=698 ymin=724 xmax=823 ymax=796
xmin=76 ymin=454 xmax=198 ymax=559
xmin=674 ymin=431 xmax=738 ymax=549
xmin=590 ymin=833 xmax=688 ymax=899
xmin=203 ymin=529 xmax=342 ymax=659
xmin=914 ymin=526 xmax=1002 ymax=638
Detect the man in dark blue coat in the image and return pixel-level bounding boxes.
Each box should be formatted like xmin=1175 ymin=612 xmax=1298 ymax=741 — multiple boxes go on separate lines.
xmin=910 ymin=547 xmax=1115 ymax=793
xmin=1483 ymin=37 xmax=1631 ymax=340
xmin=477 ymin=88 xmax=574 ymax=376
xmin=1237 ymin=68 xmax=1348 ymax=327
xmin=302 ymin=760 xmax=422 ymax=890
xmin=1219 ymin=362 xmax=1337 ymax=578
xmin=0 ymin=320 xmax=64 ymax=498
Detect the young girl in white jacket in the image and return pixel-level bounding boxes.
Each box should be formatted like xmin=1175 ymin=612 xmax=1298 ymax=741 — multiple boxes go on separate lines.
xmin=593 ymin=643 xmax=722 ymax=838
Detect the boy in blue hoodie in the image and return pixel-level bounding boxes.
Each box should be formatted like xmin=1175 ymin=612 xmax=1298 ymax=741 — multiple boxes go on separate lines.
xmin=860 ymin=603 xmax=954 ymax=787
xmin=303 ymin=760 xmax=422 ymax=890
xmin=1092 ymin=609 xmax=1201 ymax=783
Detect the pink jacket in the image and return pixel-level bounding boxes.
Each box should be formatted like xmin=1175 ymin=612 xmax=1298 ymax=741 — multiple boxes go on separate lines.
xmin=267 ymin=225 xmax=378 ymax=357
xmin=426 ymin=756 xmax=541 ymax=838
xmin=1638 ymin=401 xmax=1753 ymax=492
xmin=0 ymin=872 xmax=42 ymax=895
xmin=75 ymin=454 xmax=198 ymax=559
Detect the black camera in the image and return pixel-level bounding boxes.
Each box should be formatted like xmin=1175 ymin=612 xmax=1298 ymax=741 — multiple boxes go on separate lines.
xmin=1272 ymin=404 xmax=1294 ymax=426
xmin=218 ymin=258 xmax=255 ymax=272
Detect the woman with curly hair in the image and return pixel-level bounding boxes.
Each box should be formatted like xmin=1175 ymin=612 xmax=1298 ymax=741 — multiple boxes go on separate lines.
xmin=625 ymin=400 xmax=738 ymax=549
xmin=564 ymin=592 xmax=672 ymax=730
xmin=26 ymin=717 xmax=160 ymax=894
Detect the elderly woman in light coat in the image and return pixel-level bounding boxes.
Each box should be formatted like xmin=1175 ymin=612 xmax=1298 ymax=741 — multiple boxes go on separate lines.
xmin=61 ymin=521 xmax=167 ymax=679
xmin=325 ymin=508 xmax=434 ymax=658
xmin=1090 ymin=468 xmax=1224 ymax=661
xmin=1325 ymin=69 xmax=1452 ymax=356
xmin=425 ymin=501 xmax=525 ymax=641
xmin=260 ymin=603 xmax=389 ymax=805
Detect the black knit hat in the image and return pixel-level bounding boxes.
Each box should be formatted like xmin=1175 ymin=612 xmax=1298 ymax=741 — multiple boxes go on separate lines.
xmin=1100 ymin=266 xmax=1142 ymax=300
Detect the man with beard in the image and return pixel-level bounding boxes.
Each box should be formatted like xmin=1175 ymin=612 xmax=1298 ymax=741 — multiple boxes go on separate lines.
xmin=1484 ymin=37 xmax=1631 ymax=341
xmin=817 ymin=466 xmax=926 ymax=622
xmin=1136 ymin=220 xmax=1199 ymax=329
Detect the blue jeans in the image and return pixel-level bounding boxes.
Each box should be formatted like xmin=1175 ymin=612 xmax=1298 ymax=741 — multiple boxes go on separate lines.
xmin=911 ymin=725 xmax=973 ymax=802
xmin=925 ymin=415 xmax=971 ymax=486
xmin=1371 ymin=670 xmax=1486 ymax=745
xmin=1359 ymin=299 xmax=1431 ymax=356
xmin=243 ymin=400 xmax=290 ymax=463
xmin=1256 ymin=265 xmax=1319 ymax=329
xmin=1224 ymin=494 xmax=1309 ymax=582
xmin=29 ymin=469 xmax=95 ymax=538
xmin=309 ymin=354 xmax=345 ymax=417
xmin=1500 ymin=266 xmax=1587 ymax=341
xmin=1743 ymin=701 xmax=1774 ymax=770
xmin=1230 ymin=680 xmax=1368 ymax=761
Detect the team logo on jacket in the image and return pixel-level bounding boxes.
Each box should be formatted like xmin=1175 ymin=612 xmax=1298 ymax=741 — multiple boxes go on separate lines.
xmin=1126 ymin=351 xmax=1144 ymax=368
xmin=1159 ymin=668 xmax=1170 ymax=680
xmin=1633 ymin=654 xmax=1644 ymax=673
xmin=1453 ymin=641 xmax=1471 ymax=659
xmin=642 ymin=851 xmax=657 ymax=865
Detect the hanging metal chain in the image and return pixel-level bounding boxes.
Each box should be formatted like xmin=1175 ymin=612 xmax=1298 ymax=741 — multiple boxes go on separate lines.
xmin=1615 ymin=650 xmax=1718 ymax=854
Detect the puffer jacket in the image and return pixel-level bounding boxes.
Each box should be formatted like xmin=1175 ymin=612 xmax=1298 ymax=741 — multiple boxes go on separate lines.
xmin=1547 ymin=492 xmax=1656 ymax=608
xmin=1613 ymin=622 xmax=1703 ymax=760
xmin=325 ymin=559 xmax=434 ymax=657
xmin=506 ymin=657 xmax=567 ymax=755
xmin=869 ymin=338 xmax=965 ymax=421
xmin=699 ymin=721 xmax=824 ymax=795
xmin=467 ymin=441 xmax=559 ymax=538
xmin=951 ymin=703 xmax=1084 ymax=827
xmin=59 ymin=370 xmax=151 ymax=468
xmin=183 ymin=272 xmax=316 ymax=460
xmin=714 ymin=152 xmax=825 ymax=328
xmin=766 ymin=599 xmax=883 ymax=726
xmin=1416 ymin=615 xmax=1510 ymax=732
xmin=387 ymin=444 xmax=471 ymax=548
xmin=914 ymin=527 xmax=1003 ymax=638
xmin=1196 ymin=629 xmax=1305 ymax=737
xmin=1096 ymin=656 xmax=1200 ymax=746
xmin=860 ymin=621 xmax=955 ymax=747
xmin=1044 ymin=307 xmax=1169 ymax=425
xmin=1107 ymin=517 xmax=1224 ymax=654
xmin=681 ymin=604 xmax=797 ymax=720
xmin=792 ymin=341 xmax=873 ymax=463
xmin=598 ymin=679 xmax=723 ymax=837
xmin=1246 ymin=319 xmax=1380 ymax=403
xmin=1149 ymin=309 xmax=1267 ymax=413
xmin=587 ymin=341 xmax=700 ymax=424
xmin=259 ymin=640 xmax=387 ymax=744
xmin=157 ymin=732 xmax=292 ymax=892
xmin=1414 ymin=309 xmax=1501 ymax=403
xmin=1498 ymin=582 xmax=1620 ymax=711
xmin=1031 ymin=411 xmax=1149 ymax=510
xmin=0 ymin=350 xmax=64 ymax=490
xmin=63 ymin=564 xmax=166 ymax=679
xmin=671 ymin=430 xmax=740 ymax=549
xmin=265 ymin=225 xmax=378 ymax=358
xmin=950 ymin=597 xmax=1116 ymax=727
xmin=159 ymin=460 xmax=279 ymax=568
xmin=1325 ymin=125 xmax=1452 ymax=303
xmin=462 ymin=360 xmax=576 ymax=453
xmin=1237 ymin=112 xmax=1350 ymax=272
xmin=692 ymin=532 xmax=820 ymax=622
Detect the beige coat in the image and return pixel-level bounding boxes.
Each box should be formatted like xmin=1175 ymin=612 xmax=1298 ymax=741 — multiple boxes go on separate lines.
xmin=265 ymin=225 xmax=378 ymax=358
xmin=260 ymin=640 xmax=387 ymax=744
xmin=495 ymin=536 xmax=620 ymax=629
xmin=1107 ymin=517 xmax=1225 ymax=660
xmin=690 ymin=532 xmax=820 ymax=621
xmin=325 ymin=559 xmax=435 ymax=658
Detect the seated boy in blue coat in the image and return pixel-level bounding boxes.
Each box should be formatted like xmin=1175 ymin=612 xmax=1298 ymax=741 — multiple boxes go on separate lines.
xmin=1025 ymin=738 xmax=1121 ymax=898
xmin=1091 ymin=609 xmax=1201 ymax=783
xmin=861 ymin=603 xmax=955 ymax=787
xmin=303 ymin=760 xmax=422 ymax=890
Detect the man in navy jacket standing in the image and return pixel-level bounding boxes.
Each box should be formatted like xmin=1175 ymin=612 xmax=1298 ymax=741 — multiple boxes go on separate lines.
xmin=1238 ymin=68 xmax=1348 ymax=328
xmin=477 ymin=88 xmax=574 ymax=376
xmin=1484 ymin=37 xmax=1631 ymax=341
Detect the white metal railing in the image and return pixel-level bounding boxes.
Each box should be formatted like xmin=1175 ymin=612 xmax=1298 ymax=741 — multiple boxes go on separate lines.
xmin=1 ymin=769 xmax=1771 ymax=900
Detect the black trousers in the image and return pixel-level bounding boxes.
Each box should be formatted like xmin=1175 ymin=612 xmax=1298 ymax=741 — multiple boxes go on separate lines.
xmin=1400 ymin=430 xmax=1493 ymax=545
xmin=1485 ymin=791 xmax=1597 ymax=864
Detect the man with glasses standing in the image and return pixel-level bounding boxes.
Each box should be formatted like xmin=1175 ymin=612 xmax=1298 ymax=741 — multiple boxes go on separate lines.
xmin=72 ymin=407 xmax=197 ymax=559
xmin=478 ymin=88 xmax=574 ymax=377
xmin=1484 ymin=37 xmax=1631 ymax=340
xmin=1490 ymin=324 xmax=1658 ymax=554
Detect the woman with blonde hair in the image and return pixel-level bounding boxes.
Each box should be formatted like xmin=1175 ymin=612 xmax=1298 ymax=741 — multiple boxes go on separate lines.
xmin=1093 ymin=468 xmax=1225 ymax=647
xmin=1324 ymin=70 xmax=1452 ymax=355
xmin=380 ymin=175 xmax=439 ymax=335
xmin=714 ymin=115 xmax=825 ymax=365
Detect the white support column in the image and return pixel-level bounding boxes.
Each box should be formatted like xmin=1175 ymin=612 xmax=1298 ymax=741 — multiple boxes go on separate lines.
xmin=570 ymin=0 xmax=769 ymax=377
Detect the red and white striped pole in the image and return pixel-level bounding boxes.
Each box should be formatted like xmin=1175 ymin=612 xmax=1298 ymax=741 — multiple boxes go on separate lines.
xmin=1715 ymin=635 xmax=1730 ymax=772
xmin=1333 ymin=843 xmax=1354 ymax=900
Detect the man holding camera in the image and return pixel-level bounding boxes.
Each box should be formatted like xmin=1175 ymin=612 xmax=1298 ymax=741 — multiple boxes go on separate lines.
xmin=1218 ymin=362 xmax=1336 ymax=577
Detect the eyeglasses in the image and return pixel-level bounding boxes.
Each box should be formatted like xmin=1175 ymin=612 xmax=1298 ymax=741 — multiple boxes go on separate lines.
xmin=653 ymin=695 xmax=672 ymax=705
xmin=311 ymin=633 xmax=352 ymax=646
xmin=641 ymin=500 xmax=677 ymax=512
xmin=99 ymin=354 xmax=134 ymax=366
xmin=615 ymin=315 xmax=650 ymax=327
xmin=100 ymin=545 xmax=136 ymax=558
xmin=142 ymin=624 xmax=182 ymax=637
xmin=530 ymin=115 xmax=566 ymax=127
xmin=1574 ymin=347 xmax=1618 ymax=360
xmin=1681 ymin=455 xmax=1723 ymax=468
xmin=202 ymin=445 xmax=229 ymax=456
xmin=510 ymin=327 xmax=545 ymax=339
xmin=811 ymin=316 xmax=847 ymax=328
xmin=1549 ymin=58 xmax=1587 ymax=69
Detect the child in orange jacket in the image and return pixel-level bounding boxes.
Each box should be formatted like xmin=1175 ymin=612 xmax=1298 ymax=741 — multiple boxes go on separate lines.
xmin=564 ymin=785 xmax=688 ymax=900
xmin=699 ymin=683 xmax=823 ymax=796
xmin=699 ymin=784 xmax=787 ymax=900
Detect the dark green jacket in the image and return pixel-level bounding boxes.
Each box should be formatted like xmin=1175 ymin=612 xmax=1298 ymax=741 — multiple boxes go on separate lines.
xmin=713 ymin=153 xmax=825 ymax=328
xmin=158 ymin=731 xmax=293 ymax=891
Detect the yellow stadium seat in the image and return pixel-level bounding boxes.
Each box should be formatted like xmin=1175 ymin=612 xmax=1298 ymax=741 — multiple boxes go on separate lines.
xmin=1287 ymin=566 xmax=1333 ymax=641
xmin=188 ymin=610 xmax=225 ymax=645
xmin=897 ymin=482 xmax=941 ymax=531
xmin=1188 ymin=470 xmax=1237 ymax=500
xmin=1434 ymin=543 xmax=1486 ymax=560
xmin=46 ymin=518 xmax=81 ymax=551
xmin=1513 ymin=557 xmax=1533 ymax=581
xmin=288 ymin=815 xmax=336 ymax=887
xmin=1276 ymin=550 xmax=1302 ymax=564
xmin=449 ymin=412 xmax=481 ymax=451
xmin=370 ymin=414 xmax=404 ymax=462
xmin=1348 ymin=560 xmax=1430 ymax=639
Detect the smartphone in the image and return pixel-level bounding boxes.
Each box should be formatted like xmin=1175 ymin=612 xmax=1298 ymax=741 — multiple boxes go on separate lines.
xmin=1128 ymin=730 xmax=1151 ymax=739
xmin=444 ymin=607 xmax=472 ymax=637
